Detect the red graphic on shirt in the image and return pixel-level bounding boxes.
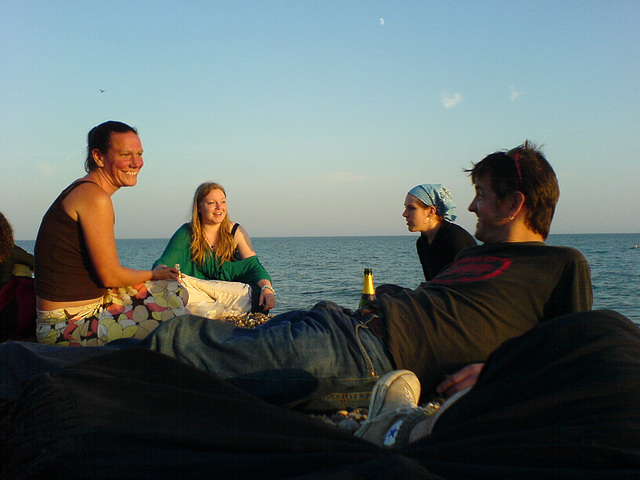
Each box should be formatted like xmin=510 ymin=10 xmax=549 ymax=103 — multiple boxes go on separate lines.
xmin=431 ymin=256 xmax=511 ymax=284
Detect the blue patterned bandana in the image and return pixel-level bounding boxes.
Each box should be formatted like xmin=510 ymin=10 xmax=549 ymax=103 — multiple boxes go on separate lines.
xmin=408 ymin=184 xmax=457 ymax=221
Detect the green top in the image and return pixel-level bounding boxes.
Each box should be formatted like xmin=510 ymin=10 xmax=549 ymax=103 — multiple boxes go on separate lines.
xmin=153 ymin=224 xmax=271 ymax=285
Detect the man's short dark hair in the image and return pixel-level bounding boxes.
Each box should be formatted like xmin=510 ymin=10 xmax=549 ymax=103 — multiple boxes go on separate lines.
xmin=466 ymin=140 xmax=559 ymax=239
xmin=84 ymin=121 xmax=138 ymax=173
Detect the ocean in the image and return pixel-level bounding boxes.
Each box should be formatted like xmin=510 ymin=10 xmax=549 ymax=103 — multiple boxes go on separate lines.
xmin=17 ymin=233 xmax=639 ymax=324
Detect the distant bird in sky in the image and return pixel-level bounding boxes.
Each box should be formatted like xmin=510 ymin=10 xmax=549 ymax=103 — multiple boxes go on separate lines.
xmin=99 ymin=89 xmax=105 ymax=93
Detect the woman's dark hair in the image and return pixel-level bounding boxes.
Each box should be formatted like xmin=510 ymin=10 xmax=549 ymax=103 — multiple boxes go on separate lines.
xmin=84 ymin=121 xmax=138 ymax=172
xmin=465 ymin=140 xmax=560 ymax=239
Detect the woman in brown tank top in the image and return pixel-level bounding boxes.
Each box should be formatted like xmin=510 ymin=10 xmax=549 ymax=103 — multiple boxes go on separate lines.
xmin=34 ymin=121 xmax=188 ymax=346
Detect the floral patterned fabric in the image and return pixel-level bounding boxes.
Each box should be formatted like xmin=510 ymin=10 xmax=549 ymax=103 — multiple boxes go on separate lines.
xmin=36 ymin=280 xmax=188 ymax=346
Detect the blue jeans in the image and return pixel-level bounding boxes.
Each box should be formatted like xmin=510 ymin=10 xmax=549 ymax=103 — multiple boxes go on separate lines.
xmin=141 ymin=301 xmax=395 ymax=410
xmin=0 ymin=337 xmax=137 ymax=400
xmin=1 ymin=302 xmax=394 ymax=411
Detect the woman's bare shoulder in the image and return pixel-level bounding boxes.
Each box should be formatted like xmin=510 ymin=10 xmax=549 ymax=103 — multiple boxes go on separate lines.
xmin=63 ymin=180 xmax=112 ymax=217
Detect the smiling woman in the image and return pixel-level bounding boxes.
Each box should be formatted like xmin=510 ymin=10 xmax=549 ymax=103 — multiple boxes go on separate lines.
xmin=33 ymin=121 xmax=188 ymax=346
xmin=153 ymin=182 xmax=276 ymax=316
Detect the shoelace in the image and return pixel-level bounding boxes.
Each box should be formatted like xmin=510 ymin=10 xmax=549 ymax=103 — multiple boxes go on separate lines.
xmin=402 ymin=386 xmax=414 ymax=403
xmin=372 ymin=382 xmax=418 ymax=412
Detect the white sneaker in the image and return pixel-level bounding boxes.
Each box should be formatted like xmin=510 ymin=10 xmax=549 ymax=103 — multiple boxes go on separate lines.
xmin=354 ymin=370 xmax=422 ymax=447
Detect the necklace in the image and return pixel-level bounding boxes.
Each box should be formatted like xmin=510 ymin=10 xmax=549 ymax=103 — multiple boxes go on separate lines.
xmin=205 ymin=233 xmax=217 ymax=249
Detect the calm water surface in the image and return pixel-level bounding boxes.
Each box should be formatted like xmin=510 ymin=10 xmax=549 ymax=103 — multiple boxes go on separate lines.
xmin=17 ymin=233 xmax=639 ymax=323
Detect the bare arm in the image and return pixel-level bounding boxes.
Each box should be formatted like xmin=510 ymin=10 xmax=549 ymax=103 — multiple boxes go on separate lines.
xmin=66 ymin=183 xmax=179 ymax=287
xmin=234 ymin=224 xmax=257 ymax=259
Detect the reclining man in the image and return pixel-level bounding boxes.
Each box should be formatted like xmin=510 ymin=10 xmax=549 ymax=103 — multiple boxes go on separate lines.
xmin=0 ymin=141 xmax=592 ymax=411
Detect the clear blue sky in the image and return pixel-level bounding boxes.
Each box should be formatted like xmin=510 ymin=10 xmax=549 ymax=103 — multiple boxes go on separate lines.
xmin=1 ymin=1 xmax=638 ymax=240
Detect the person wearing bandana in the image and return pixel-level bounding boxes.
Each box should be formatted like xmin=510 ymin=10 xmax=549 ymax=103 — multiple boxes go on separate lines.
xmin=403 ymin=184 xmax=476 ymax=281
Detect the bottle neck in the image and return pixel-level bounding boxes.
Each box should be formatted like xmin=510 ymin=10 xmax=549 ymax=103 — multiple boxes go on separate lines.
xmin=362 ymin=274 xmax=375 ymax=295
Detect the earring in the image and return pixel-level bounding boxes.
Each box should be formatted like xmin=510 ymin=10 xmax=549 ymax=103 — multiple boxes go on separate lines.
xmin=509 ymin=216 xmax=515 ymax=220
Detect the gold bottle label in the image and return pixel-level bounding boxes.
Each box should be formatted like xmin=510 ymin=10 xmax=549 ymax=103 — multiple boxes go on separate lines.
xmin=358 ymin=268 xmax=376 ymax=309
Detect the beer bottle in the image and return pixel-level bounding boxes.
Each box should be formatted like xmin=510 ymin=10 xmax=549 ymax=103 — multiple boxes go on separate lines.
xmin=358 ymin=268 xmax=376 ymax=309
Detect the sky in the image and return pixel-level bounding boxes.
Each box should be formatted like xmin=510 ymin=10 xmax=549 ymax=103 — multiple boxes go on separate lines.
xmin=1 ymin=1 xmax=639 ymax=240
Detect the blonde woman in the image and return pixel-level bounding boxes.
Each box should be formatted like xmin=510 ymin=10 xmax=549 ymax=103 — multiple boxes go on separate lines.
xmin=154 ymin=182 xmax=275 ymax=314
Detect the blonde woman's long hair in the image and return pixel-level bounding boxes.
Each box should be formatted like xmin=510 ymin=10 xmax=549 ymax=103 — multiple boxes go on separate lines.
xmin=190 ymin=182 xmax=236 ymax=266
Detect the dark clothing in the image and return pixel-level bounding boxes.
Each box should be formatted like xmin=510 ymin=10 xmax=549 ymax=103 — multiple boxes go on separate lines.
xmin=0 ymin=246 xmax=34 ymax=288
xmin=379 ymin=242 xmax=592 ymax=393
xmin=0 ymin=277 xmax=35 ymax=341
xmin=413 ymin=309 xmax=640 ymax=479
xmin=2 ymin=310 xmax=639 ymax=479
xmin=0 ymin=246 xmax=35 ymax=342
xmin=34 ymin=181 xmax=106 ymax=302
xmin=416 ymin=221 xmax=476 ymax=280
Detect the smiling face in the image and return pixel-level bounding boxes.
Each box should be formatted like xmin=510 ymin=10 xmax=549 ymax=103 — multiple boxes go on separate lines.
xmin=468 ymin=175 xmax=512 ymax=244
xmin=93 ymin=131 xmax=143 ymax=190
xmin=198 ymin=188 xmax=227 ymax=226
xmin=402 ymin=194 xmax=437 ymax=233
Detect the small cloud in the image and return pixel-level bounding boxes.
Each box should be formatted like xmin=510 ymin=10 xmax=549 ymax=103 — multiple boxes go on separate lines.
xmin=441 ymin=93 xmax=463 ymax=109
xmin=510 ymin=86 xmax=523 ymax=102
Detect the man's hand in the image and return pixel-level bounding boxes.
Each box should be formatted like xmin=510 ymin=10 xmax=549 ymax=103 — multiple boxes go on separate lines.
xmin=437 ymin=363 xmax=484 ymax=398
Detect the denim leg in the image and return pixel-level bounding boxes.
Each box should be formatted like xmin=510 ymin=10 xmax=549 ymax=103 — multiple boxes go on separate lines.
xmin=0 ymin=338 xmax=139 ymax=401
xmin=141 ymin=303 xmax=395 ymax=411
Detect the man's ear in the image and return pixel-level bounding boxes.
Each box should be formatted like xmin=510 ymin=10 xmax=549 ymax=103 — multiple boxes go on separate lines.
xmin=509 ymin=191 xmax=526 ymax=218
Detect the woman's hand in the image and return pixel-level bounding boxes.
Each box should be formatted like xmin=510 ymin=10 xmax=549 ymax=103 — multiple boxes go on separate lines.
xmin=260 ymin=290 xmax=276 ymax=310
xmin=257 ymin=282 xmax=276 ymax=311
xmin=151 ymin=265 xmax=181 ymax=281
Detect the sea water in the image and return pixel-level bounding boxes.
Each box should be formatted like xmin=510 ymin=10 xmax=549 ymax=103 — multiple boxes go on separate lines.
xmin=17 ymin=233 xmax=639 ymax=324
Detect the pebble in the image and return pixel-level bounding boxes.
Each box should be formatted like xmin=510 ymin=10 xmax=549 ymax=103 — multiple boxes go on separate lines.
xmin=311 ymin=408 xmax=370 ymax=431
xmin=221 ymin=312 xmax=273 ymax=328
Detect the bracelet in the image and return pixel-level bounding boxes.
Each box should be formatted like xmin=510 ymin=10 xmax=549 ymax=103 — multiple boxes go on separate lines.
xmin=261 ymin=285 xmax=276 ymax=296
